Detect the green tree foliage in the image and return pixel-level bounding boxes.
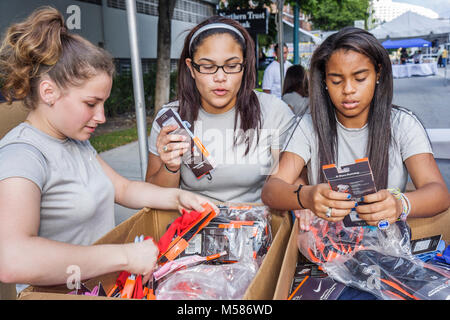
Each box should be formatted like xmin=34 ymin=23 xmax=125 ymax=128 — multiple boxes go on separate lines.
xmin=222 ymin=0 xmax=369 ymax=33
xmin=105 ymin=70 xmax=177 ymax=117
xmin=294 ymin=0 xmax=370 ymax=31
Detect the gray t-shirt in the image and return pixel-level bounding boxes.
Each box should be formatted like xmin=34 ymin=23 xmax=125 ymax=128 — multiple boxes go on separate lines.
xmin=284 ymin=108 xmax=433 ymax=191
xmin=282 ymin=92 xmax=309 ymax=117
xmin=0 ymin=123 xmax=115 ymax=245
xmin=149 ymin=91 xmax=295 ymax=203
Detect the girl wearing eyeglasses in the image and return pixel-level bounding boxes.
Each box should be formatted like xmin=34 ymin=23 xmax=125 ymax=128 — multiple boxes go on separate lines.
xmin=146 ymin=16 xmax=295 ymax=203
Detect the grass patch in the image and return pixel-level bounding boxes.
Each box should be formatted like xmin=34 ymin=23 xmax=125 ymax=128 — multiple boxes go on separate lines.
xmin=90 ymin=126 xmax=151 ymax=153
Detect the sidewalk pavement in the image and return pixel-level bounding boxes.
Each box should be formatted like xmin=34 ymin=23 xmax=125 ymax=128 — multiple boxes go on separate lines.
xmin=100 ymin=69 xmax=450 ymax=226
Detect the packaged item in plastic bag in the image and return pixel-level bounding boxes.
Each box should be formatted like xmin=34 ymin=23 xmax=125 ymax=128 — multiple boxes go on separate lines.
xmin=297 ymin=217 xmax=411 ymax=265
xmin=327 ymin=248 xmax=450 ymax=300
xmin=201 ymin=222 xmax=254 ymax=263
xmin=153 ymin=205 xmax=273 ymax=300
xmin=297 ymin=217 xmax=450 ymax=300
xmin=153 ymin=251 xmax=227 ymax=282
xmin=155 ymin=260 xmax=258 ymax=300
xmin=179 ymin=204 xmax=273 ymax=265
xmin=216 ymin=205 xmax=272 ymax=262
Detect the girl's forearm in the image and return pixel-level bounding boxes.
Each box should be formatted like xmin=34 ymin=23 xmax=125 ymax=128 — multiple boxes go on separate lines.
xmin=262 ymin=177 xmax=305 ymax=211
xmin=117 ymin=180 xmax=181 ymax=211
xmin=146 ymin=163 xmax=180 ymax=188
xmin=405 ymin=182 xmax=450 ymax=218
xmin=1 ymin=236 xmax=128 ymax=286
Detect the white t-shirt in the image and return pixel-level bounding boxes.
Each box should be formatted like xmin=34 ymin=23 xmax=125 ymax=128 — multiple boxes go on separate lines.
xmin=284 ymin=107 xmax=433 ymax=191
xmin=149 ymin=91 xmax=296 ymax=203
xmin=262 ymin=60 xmax=293 ymax=99
xmin=0 ymin=123 xmax=115 ymax=245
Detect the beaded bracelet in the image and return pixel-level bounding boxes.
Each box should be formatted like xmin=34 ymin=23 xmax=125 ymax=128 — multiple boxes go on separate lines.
xmin=387 ymin=188 xmax=411 ymax=221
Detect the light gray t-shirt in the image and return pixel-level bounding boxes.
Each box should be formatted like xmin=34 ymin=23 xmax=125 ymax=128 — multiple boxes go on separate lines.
xmin=149 ymin=91 xmax=295 ymax=203
xmin=282 ymin=91 xmax=309 ymax=117
xmin=0 ymin=123 xmax=115 ymax=245
xmin=284 ymin=108 xmax=433 ymax=191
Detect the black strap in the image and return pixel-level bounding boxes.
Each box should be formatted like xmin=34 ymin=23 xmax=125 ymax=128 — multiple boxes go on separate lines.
xmin=294 ymin=184 xmax=305 ymax=209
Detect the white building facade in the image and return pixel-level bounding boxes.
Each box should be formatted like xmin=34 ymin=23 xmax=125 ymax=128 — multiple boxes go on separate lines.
xmin=0 ymin=0 xmax=219 ymax=74
xmin=371 ymin=0 xmax=439 ymax=24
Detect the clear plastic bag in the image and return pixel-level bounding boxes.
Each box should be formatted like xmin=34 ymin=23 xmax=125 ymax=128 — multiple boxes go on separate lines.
xmin=215 ymin=205 xmax=272 ymax=264
xmin=153 ymin=205 xmax=273 ymax=300
xmin=155 ymin=261 xmax=258 ymax=300
xmin=297 ymin=217 xmax=450 ymax=300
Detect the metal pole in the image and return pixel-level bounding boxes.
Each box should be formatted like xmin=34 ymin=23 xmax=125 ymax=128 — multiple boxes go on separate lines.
xmin=293 ymin=3 xmax=299 ymax=65
xmin=255 ymin=33 xmax=259 ymax=87
xmin=277 ymin=0 xmax=285 ymax=92
xmin=125 ymin=0 xmax=148 ymax=180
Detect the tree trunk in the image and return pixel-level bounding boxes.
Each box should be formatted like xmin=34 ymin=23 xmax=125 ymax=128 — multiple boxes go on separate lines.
xmin=154 ymin=0 xmax=176 ymax=116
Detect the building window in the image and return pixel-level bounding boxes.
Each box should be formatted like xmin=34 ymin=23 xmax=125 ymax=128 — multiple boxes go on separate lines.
xmin=107 ymin=0 xmax=215 ymax=24
xmin=76 ymin=0 xmax=102 ymax=5
xmin=136 ymin=0 xmax=159 ymax=16
xmin=115 ymin=58 xmax=178 ymax=75
xmin=107 ymin=0 xmax=126 ymax=10
xmin=174 ymin=0 xmax=215 ymax=24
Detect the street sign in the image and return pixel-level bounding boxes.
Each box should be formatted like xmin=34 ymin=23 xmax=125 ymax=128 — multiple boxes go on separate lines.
xmin=218 ymin=8 xmax=269 ymax=35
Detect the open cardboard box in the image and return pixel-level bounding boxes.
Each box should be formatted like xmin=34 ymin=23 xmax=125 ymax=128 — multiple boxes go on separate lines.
xmin=0 ymin=100 xmax=29 ymax=139
xmin=273 ymin=207 xmax=450 ymax=300
xmin=18 ymin=204 xmax=292 ymax=300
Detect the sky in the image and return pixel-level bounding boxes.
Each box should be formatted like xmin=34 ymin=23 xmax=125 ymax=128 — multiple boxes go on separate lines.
xmin=395 ymin=0 xmax=450 ymax=18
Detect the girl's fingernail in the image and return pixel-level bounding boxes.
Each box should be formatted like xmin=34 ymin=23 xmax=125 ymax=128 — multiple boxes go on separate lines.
xmin=347 ymin=194 xmax=351 ymax=199
xmin=360 ymin=197 xmax=364 ymax=202
xmin=354 ymin=202 xmax=358 ymax=207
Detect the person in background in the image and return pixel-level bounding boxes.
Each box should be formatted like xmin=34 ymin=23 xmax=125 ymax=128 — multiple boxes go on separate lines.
xmin=400 ymin=47 xmax=408 ymax=65
xmin=282 ymin=64 xmax=309 ymax=116
xmin=145 ymin=16 xmax=295 ymax=204
xmin=262 ymin=43 xmax=292 ymax=99
xmin=0 ymin=7 xmax=216 ymax=292
xmin=412 ymin=50 xmax=422 ymax=64
xmin=442 ymin=47 xmax=448 ymax=68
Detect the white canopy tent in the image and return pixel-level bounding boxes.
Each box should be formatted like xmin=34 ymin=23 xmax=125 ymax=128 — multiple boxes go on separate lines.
xmin=370 ymin=11 xmax=450 ymax=41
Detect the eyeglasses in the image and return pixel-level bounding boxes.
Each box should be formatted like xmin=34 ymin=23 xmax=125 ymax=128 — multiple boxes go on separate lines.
xmin=190 ymin=61 xmax=245 ymax=74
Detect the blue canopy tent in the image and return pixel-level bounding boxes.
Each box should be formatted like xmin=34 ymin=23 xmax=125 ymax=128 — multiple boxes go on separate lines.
xmin=382 ymin=38 xmax=431 ymax=49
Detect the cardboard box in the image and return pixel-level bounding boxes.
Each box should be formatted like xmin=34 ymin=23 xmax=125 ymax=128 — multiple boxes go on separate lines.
xmin=408 ymin=208 xmax=450 ymax=242
xmin=273 ymin=207 xmax=450 ymax=300
xmin=18 ymin=205 xmax=292 ymax=300
xmin=405 ymin=182 xmax=450 ymax=242
xmin=0 ymin=100 xmax=29 ymax=139
xmin=273 ymin=218 xmax=302 ymax=300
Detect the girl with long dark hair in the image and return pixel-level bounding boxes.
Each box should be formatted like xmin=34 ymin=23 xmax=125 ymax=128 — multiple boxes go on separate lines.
xmin=262 ymin=27 xmax=449 ymax=228
xmin=282 ymin=64 xmax=309 ymax=116
xmin=146 ymin=16 xmax=295 ymax=203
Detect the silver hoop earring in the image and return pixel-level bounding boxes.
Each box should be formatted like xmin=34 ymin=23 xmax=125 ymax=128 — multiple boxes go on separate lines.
xmin=325 ymin=86 xmax=328 ymax=90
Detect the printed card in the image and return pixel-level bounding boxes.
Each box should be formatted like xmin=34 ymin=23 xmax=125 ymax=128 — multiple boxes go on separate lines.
xmin=322 ymin=158 xmax=377 ymax=227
